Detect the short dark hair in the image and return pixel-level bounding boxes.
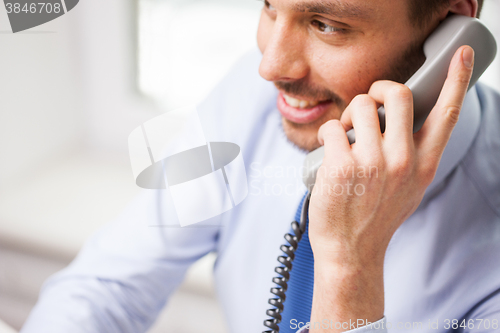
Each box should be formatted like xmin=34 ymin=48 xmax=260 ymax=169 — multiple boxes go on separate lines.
xmin=409 ymin=0 xmax=484 ymax=28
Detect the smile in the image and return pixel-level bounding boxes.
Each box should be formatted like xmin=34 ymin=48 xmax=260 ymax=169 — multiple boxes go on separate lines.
xmin=277 ymin=92 xmax=332 ymax=124
xmin=282 ymin=94 xmax=320 ymax=109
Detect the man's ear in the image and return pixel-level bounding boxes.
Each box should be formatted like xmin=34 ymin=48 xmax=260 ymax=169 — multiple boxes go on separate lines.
xmin=448 ymin=0 xmax=478 ymax=18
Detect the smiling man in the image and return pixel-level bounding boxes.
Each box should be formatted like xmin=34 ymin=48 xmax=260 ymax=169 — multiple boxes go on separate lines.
xmin=21 ymin=0 xmax=500 ymax=333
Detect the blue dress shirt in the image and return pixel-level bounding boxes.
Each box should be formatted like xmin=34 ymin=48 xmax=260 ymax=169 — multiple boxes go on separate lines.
xmin=21 ymin=48 xmax=500 ymax=333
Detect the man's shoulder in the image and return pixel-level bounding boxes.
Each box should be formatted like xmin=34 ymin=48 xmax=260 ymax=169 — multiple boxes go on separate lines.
xmin=474 ymin=82 xmax=500 ymax=134
xmin=462 ymin=82 xmax=500 ymax=217
xmin=196 ymin=48 xmax=278 ymax=143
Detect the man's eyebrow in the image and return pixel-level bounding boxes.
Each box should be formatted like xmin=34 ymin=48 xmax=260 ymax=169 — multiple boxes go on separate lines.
xmin=292 ymin=1 xmax=373 ymax=20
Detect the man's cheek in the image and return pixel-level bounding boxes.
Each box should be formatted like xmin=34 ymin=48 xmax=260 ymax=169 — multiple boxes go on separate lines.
xmin=310 ymin=60 xmax=354 ymax=93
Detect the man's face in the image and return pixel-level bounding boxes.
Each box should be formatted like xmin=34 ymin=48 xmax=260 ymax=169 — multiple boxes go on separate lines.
xmin=257 ymin=0 xmax=437 ymax=151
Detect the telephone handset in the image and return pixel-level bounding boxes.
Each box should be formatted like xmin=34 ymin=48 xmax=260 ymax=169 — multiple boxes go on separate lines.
xmin=302 ymin=15 xmax=497 ymax=190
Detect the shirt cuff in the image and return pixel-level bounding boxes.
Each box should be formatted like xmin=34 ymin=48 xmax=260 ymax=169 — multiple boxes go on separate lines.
xmin=295 ymin=317 xmax=387 ymax=333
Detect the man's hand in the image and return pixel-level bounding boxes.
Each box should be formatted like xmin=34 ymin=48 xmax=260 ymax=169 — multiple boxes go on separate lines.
xmin=308 ymin=45 xmax=474 ymax=332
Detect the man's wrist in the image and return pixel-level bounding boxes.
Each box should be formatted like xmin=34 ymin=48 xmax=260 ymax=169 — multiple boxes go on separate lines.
xmin=313 ymin=252 xmax=385 ymax=280
xmin=310 ymin=234 xmax=388 ymax=272
xmin=310 ymin=259 xmax=385 ymax=332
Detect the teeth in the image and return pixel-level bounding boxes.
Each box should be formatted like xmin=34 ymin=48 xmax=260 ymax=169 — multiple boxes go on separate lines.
xmin=284 ymin=95 xmax=300 ymax=108
xmin=299 ymin=100 xmax=308 ymax=109
xmin=283 ymin=94 xmax=319 ymax=109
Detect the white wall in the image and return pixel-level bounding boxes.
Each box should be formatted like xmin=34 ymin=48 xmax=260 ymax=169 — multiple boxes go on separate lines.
xmin=74 ymin=0 xmax=161 ymax=153
xmin=0 ymin=0 xmax=162 ymax=195
xmin=0 ymin=7 xmax=84 ymax=190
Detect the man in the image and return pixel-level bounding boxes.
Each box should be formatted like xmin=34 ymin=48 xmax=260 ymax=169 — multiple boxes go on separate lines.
xmin=22 ymin=0 xmax=500 ymax=332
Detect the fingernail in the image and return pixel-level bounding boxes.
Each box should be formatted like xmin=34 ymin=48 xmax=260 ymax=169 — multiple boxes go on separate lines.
xmin=463 ymin=47 xmax=474 ymax=69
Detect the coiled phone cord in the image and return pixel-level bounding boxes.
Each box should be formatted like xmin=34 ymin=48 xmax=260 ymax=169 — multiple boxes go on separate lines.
xmin=263 ymin=191 xmax=311 ymax=333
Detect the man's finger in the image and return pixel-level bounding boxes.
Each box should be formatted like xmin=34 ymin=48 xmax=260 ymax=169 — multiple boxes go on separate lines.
xmin=415 ymin=45 xmax=474 ymax=158
xmin=368 ymin=80 xmax=414 ymax=148
xmin=340 ymin=94 xmax=382 ymax=153
xmin=318 ymin=119 xmax=351 ymax=159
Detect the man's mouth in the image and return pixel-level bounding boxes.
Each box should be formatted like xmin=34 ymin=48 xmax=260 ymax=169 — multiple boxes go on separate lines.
xmin=277 ymin=92 xmax=332 ymax=124
xmin=282 ymin=94 xmax=320 ymax=109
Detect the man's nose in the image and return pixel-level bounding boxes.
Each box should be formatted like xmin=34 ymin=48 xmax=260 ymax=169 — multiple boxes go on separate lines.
xmin=259 ymin=19 xmax=309 ymax=82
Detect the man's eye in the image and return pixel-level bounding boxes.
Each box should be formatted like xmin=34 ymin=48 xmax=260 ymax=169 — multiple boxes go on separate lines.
xmin=312 ymin=20 xmax=345 ymax=33
xmin=264 ymin=0 xmax=276 ymax=11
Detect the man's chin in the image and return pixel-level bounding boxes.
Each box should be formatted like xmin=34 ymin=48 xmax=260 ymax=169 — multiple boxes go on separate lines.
xmin=279 ymin=96 xmax=345 ymax=152
xmin=281 ymin=117 xmax=324 ymax=152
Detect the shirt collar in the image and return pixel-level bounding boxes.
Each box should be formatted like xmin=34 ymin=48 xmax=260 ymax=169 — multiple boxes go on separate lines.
xmin=423 ymin=85 xmax=482 ymax=198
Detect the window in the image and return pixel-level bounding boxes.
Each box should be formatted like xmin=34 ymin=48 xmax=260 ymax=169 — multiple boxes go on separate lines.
xmin=138 ymin=0 xmax=262 ymax=110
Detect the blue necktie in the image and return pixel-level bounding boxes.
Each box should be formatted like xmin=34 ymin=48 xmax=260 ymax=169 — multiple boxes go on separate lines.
xmin=278 ymin=195 xmax=315 ymax=332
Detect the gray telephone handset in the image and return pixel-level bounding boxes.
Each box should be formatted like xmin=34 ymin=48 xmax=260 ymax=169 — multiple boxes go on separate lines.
xmin=302 ymin=15 xmax=497 ymax=190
